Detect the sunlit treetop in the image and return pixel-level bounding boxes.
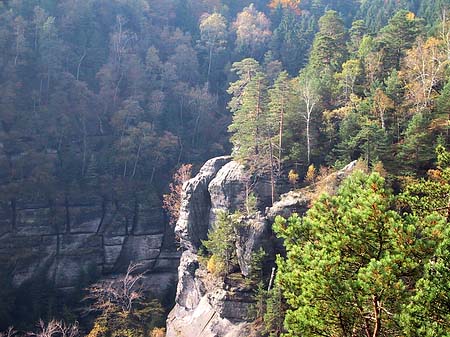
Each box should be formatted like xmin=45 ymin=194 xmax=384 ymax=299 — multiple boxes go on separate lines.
xmin=268 ymin=0 xmax=301 ymax=14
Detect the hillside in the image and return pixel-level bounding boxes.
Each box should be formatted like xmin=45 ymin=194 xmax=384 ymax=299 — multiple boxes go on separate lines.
xmin=1 ymin=0 xmax=450 ymax=336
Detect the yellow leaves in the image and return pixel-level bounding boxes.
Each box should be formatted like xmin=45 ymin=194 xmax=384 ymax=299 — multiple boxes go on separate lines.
xmin=87 ymin=321 xmax=108 ymax=337
xmin=150 ymin=328 xmax=166 ymax=337
xmin=428 ymin=168 xmax=443 ymax=182
xmin=425 ymin=36 xmax=443 ymax=49
xmin=206 ymin=254 xmax=227 ymax=276
xmin=268 ymin=0 xmax=301 ymax=14
xmin=401 ymin=36 xmax=448 ymax=112
xmin=305 ymin=164 xmax=316 ymax=184
xmin=406 ymin=12 xmax=416 ymax=21
xmin=288 ymin=169 xmax=299 ymax=187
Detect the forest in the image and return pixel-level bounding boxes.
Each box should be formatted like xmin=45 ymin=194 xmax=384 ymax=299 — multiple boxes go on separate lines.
xmin=1 ymin=0 xmax=450 ymax=336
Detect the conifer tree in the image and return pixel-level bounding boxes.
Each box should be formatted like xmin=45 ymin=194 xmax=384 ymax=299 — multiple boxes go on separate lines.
xmin=274 ymin=171 xmax=446 ymax=337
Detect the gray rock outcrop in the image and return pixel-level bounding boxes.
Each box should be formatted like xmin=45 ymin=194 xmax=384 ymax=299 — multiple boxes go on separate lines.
xmin=167 ymin=158 xmax=360 ymax=337
xmin=167 ymin=158 xmax=272 ymax=337
xmin=175 ymin=156 xmax=232 ymax=251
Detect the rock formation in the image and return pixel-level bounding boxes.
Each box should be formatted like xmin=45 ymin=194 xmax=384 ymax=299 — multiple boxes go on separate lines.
xmin=0 ymin=191 xmax=179 ymax=294
xmin=166 ymin=158 xmax=358 ymax=337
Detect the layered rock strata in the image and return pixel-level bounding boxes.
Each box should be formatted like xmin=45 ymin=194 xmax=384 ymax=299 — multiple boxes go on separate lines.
xmin=0 ymin=193 xmax=179 ymax=292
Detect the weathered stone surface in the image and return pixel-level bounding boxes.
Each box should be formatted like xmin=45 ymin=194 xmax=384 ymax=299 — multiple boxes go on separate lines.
xmin=16 ymin=208 xmax=59 ymax=235
xmin=266 ymin=189 xmax=310 ymax=220
xmin=69 ymin=206 xmax=102 ymax=233
xmin=142 ymin=271 xmax=178 ymax=297
xmin=103 ymin=236 xmax=126 ymax=246
xmin=104 ymin=245 xmax=123 ymax=265
xmin=54 ymin=256 xmax=102 ymax=288
xmin=208 ymin=161 xmax=246 ymax=219
xmin=134 ymin=204 xmax=165 ymax=235
xmin=167 ymin=295 xmax=252 ymax=337
xmin=210 ymin=289 xmax=255 ymax=321
xmin=167 ymin=157 xmax=273 ymax=337
xmin=175 ymin=156 xmax=232 ymax=251
xmin=234 ymin=214 xmax=268 ymax=277
xmin=153 ymin=251 xmax=182 ymax=272
xmin=120 ymin=234 xmax=164 ymax=261
xmin=175 ymin=250 xmax=205 ymax=309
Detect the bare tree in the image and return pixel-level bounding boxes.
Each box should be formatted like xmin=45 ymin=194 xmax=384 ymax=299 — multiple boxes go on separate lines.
xmin=296 ymin=70 xmax=320 ymax=165
xmin=163 ymin=164 xmax=192 ymax=227
xmin=33 ymin=320 xmax=78 ymax=337
xmin=0 ymin=327 xmax=17 ymax=337
xmin=84 ymin=262 xmax=146 ymax=315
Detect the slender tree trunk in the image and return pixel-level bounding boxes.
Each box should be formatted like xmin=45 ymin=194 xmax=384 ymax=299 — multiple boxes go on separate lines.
xmin=193 ymin=112 xmax=201 ymax=148
xmin=306 ymin=115 xmax=311 ymax=165
xmin=113 ymin=70 xmax=124 ymax=107
xmin=278 ymin=97 xmax=284 ymax=170
xmin=267 ymin=267 xmax=276 ymax=291
xmin=132 ymin=140 xmax=142 ymax=178
xmin=207 ymin=47 xmax=213 ymax=84
xmin=269 ymin=142 xmax=275 ymax=205
xmin=177 ymin=136 xmax=183 ymax=164
xmin=81 ymin=119 xmax=87 ymax=176
xmin=14 ymin=39 xmax=19 ymax=66
xmin=123 ymin=159 xmax=128 ymax=177
xmin=372 ymin=295 xmax=381 ymax=337
xmin=76 ymin=49 xmax=87 ymax=81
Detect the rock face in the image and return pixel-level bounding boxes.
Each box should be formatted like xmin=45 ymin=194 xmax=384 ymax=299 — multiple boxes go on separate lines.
xmin=175 ymin=156 xmax=232 ymax=251
xmin=0 ymin=194 xmax=180 ymax=293
xmin=167 ymin=158 xmax=359 ymax=337
xmin=167 ymin=158 xmax=272 ymax=337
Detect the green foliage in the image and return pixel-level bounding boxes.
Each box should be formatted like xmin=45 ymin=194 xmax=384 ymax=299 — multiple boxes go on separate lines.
xmin=309 ymin=10 xmax=348 ymax=74
xmin=378 ymin=9 xmax=425 ymax=74
xmin=263 ymin=286 xmax=285 ymax=337
xmin=400 ymin=227 xmax=450 ymax=337
xmin=248 ymin=247 xmax=267 ymax=283
xmin=397 ymin=113 xmax=435 ymax=175
xmin=202 ymin=211 xmax=237 ymax=276
xmin=273 ymin=171 xmax=447 ymax=337
xmin=396 ymin=144 xmax=450 ymax=335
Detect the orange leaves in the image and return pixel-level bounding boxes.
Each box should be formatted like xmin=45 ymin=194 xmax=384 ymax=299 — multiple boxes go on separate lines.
xmin=268 ymin=0 xmax=301 ymax=14
xmin=163 ymin=164 xmax=193 ymax=226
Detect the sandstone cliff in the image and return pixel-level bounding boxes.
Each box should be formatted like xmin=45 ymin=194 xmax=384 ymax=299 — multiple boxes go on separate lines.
xmin=0 ymin=190 xmax=179 ymax=293
xmin=166 ymin=158 xmax=358 ymax=337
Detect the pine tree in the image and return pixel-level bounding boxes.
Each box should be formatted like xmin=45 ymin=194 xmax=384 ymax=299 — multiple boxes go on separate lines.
xmin=202 ymin=211 xmax=237 ymax=275
xmin=273 ymin=171 xmax=446 ymax=337
xmin=309 ymin=10 xmax=348 ymax=74
xmin=268 ymin=71 xmax=292 ymax=170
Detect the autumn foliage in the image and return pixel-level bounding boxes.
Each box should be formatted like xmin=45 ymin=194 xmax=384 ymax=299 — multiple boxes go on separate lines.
xmin=268 ymin=0 xmax=301 ymax=14
xmin=163 ymin=164 xmax=193 ymax=226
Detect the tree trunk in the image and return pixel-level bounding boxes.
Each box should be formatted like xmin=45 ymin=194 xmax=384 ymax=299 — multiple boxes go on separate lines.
xmin=207 ymin=47 xmax=213 ymax=84
xmin=372 ymin=295 xmax=381 ymax=337
xmin=81 ymin=119 xmax=87 ymax=176
xmin=278 ymin=97 xmax=284 ymax=170
xmin=132 ymin=140 xmax=142 ymax=178
xmin=76 ymin=49 xmax=87 ymax=81
xmin=306 ymin=116 xmax=311 ymax=165
xmin=269 ymin=142 xmax=275 ymax=205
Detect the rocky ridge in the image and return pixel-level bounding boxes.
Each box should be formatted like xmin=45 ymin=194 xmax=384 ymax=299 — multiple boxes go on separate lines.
xmin=166 ymin=158 xmax=358 ymax=337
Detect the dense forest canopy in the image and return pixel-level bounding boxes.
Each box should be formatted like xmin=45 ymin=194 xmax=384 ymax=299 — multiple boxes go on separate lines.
xmin=2 ymin=0 xmax=450 ymax=335
xmin=0 ymin=0 xmax=448 ymax=207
